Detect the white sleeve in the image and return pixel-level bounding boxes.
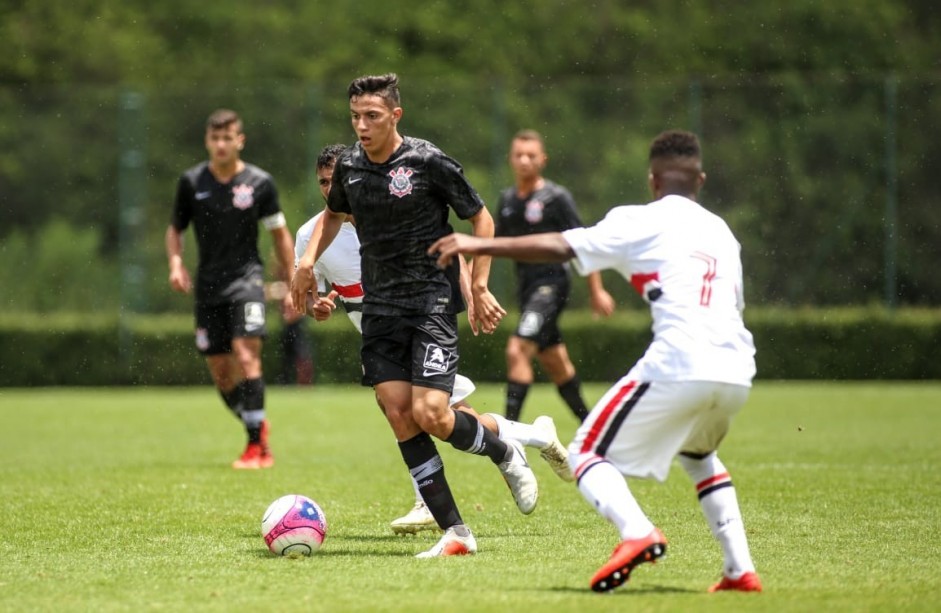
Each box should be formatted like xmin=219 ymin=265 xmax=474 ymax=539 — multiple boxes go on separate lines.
xmin=562 ymin=207 xmax=636 ymax=276
xmin=294 ymin=218 xmax=313 ymax=267
xmin=261 ymin=211 xmax=286 ymax=230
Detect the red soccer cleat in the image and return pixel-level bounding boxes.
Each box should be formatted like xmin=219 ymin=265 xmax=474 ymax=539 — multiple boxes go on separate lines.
xmin=708 ymin=571 xmax=763 ymax=593
xmin=232 ymin=443 xmax=266 ymax=469
xmin=590 ymin=528 xmax=667 ymax=592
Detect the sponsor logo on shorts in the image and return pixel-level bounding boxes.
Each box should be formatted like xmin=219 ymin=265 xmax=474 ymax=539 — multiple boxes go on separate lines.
xmin=518 ymin=311 xmax=544 ymax=337
xmin=195 ymin=327 xmax=209 ymax=351
xmin=244 ymin=302 xmax=265 ymax=331
xmin=388 ymin=167 xmax=414 ymax=198
xmin=232 ymin=184 xmax=255 ymax=210
xmin=422 ymin=343 xmax=452 ymax=377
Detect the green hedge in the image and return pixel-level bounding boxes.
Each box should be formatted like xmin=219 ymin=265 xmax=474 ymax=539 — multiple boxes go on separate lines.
xmin=1 ymin=307 xmax=940 ymax=386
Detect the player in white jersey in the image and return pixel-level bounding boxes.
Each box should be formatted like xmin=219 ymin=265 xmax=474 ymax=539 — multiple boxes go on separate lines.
xmin=429 ymin=130 xmax=762 ymax=593
xmin=297 ymin=144 xmax=573 ymax=536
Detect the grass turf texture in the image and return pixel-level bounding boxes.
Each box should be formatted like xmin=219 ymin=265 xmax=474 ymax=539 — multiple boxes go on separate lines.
xmin=2 ymin=382 xmax=939 ymax=612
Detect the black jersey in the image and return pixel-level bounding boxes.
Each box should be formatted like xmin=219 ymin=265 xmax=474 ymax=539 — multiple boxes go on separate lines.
xmin=495 ymin=179 xmax=582 ymax=291
xmin=171 ymin=162 xmax=282 ymax=304
xmin=327 ymin=137 xmax=485 ymax=316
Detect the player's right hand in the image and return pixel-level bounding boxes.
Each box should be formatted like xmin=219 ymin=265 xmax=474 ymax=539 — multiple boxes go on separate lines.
xmin=168 ymin=266 xmax=192 ymax=293
xmin=291 ymin=263 xmax=316 ymax=315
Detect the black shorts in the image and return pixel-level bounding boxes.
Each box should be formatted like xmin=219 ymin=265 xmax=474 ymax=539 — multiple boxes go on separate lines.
xmin=515 ymin=281 xmax=569 ymax=351
xmin=360 ymin=313 xmax=459 ymax=394
xmin=194 ymin=298 xmax=267 ymax=355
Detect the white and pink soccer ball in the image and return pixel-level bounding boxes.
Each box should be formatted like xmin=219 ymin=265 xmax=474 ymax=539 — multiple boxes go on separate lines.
xmin=261 ymin=494 xmax=327 ymax=556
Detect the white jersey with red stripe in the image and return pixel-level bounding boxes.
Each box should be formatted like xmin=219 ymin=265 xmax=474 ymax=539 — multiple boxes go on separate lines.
xmin=562 ymin=195 xmax=755 ymax=386
xmin=295 ymin=212 xmax=365 ymax=310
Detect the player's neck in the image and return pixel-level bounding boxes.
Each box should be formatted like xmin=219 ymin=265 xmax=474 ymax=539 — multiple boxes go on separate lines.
xmin=365 ymin=133 xmax=404 ymax=165
xmin=515 ymin=176 xmax=544 ymax=197
xmin=209 ymin=159 xmax=245 ymax=183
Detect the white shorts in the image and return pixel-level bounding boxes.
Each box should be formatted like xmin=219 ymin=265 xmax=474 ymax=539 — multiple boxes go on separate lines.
xmin=449 ymin=374 xmax=476 ymax=406
xmin=569 ymin=375 xmax=749 ymax=482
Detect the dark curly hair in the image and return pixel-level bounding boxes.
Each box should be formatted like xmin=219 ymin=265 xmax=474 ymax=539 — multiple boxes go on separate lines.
xmin=316 ymin=144 xmax=347 ymax=171
xmin=649 ymin=130 xmax=701 ymax=161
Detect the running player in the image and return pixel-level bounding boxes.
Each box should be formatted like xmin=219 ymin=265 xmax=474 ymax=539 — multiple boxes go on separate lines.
xmin=166 ymin=109 xmax=295 ymax=469
xmin=297 ymin=144 xmax=573 ymax=535
xmin=429 ymin=130 xmax=762 ymax=593
xmin=496 ymin=130 xmax=614 ymax=423
xmin=291 ymin=74 xmax=536 ymax=558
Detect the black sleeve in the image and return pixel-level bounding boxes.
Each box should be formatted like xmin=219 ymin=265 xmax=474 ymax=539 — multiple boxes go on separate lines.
xmin=170 ymin=175 xmax=193 ymax=231
xmin=258 ymin=176 xmax=282 ymax=218
xmin=556 ymin=187 xmax=583 ymax=230
xmin=494 ymin=190 xmax=510 ymax=237
xmin=429 ymin=152 xmax=484 ymax=220
xmin=327 ymin=160 xmax=352 ymax=215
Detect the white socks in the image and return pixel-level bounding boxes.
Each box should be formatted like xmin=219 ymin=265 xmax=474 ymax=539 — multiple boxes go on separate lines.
xmin=485 ymin=413 xmax=550 ymax=449
xmin=575 ymin=457 xmax=654 ymax=540
xmin=679 ymin=453 xmax=756 ymax=578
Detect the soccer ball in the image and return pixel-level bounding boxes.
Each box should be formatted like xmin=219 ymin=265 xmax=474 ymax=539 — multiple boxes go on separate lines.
xmin=261 ymin=494 xmax=327 ymax=556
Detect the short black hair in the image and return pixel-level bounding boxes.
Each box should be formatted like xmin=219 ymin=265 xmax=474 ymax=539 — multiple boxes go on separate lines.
xmin=316 ymin=144 xmax=347 ymax=171
xmin=649 ymin=130 xmax=701 ymax=161
xmin=206 ymin=108 xmax=242 ymax=132
xmin=347 ymin=73 xmax=401 ymax=108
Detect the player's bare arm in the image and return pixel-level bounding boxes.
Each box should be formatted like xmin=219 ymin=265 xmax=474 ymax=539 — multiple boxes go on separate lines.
xmin=165 ymin=225 xmax=192 ymax=293
xmin=270 ymin=224 xmax=297 ymax=314
xmin=290 ymin=208 xmax=344 ymax=313
xmin=429 ymin=231 xmax=576 ymax=268
xmin=587 ymin=272 xmax=616 ymax=318
xmin=457 ymin=254 xmax=481 ymax=336
xmin=466 ymin=207 xmax=506 ymax=334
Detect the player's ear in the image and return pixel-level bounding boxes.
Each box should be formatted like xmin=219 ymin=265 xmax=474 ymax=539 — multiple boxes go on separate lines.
xmin=698 ymin=172 xmax=706 ymax=188
xmin=647 ymin=170 xmax=657 ymax=197
xmin=392 ymin=107 xmax=403 ymax=123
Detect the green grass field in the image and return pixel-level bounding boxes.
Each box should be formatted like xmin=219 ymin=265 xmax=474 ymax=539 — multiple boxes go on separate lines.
xmin=2 ymin=382 xmax=940 ymax=612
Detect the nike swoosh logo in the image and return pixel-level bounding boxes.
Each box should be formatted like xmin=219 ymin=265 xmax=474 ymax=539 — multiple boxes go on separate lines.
xmin=422 ymin=370 xmax=444 ymax=378
xmin=348 ymin=177 xmax=363 ymax=185
xmin=195 ymin=191 xmax=212 ymax=200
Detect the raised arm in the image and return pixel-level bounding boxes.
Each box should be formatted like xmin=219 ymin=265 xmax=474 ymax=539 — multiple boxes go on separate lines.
xmin=429 ymin=231 xmax=575 ymax=268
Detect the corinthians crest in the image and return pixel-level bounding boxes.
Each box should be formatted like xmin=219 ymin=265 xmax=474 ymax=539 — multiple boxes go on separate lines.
xmin=231 ymin=184 xmax=255 ymax=209
xmin=388 ymin=167 xmax=414 ymax=198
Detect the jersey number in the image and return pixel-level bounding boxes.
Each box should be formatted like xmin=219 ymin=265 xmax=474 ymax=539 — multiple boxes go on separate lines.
xmin=691 ymin=252 xmax=716 ymax=306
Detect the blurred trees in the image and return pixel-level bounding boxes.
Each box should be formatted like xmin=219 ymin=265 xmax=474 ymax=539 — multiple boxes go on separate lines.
xmin=1 ymin=0 xmax=939 ymax=311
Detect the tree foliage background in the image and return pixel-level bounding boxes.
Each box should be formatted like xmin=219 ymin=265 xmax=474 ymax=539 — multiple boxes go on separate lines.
xmin=1 ymin=0 xmax=940 ymax=313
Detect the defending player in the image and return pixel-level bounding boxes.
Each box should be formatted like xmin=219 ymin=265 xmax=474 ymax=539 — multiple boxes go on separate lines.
xmin=496 ymin=130 xmax=614 ymax=423
xmin=291 ymin=74 xmax=535 ymax=558
xmin=429 ymin=130 xmax=762 ymax=593
xmin=297 ymin=144 xmax=573 ymax=535
xmin=165 ymin=109 xmax=295 ymax=469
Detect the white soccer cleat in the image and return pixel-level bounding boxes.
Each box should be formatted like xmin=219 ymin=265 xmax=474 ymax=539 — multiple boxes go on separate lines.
xmin=415 ymin=525 xmax=477 ymax=558
xmin=533 ymin=415 xmax=574 ymax=482
xmin=498 ymin=439 xmax=539 ymax=514
xmin=390 ymin=501 xmax=441 ymax=535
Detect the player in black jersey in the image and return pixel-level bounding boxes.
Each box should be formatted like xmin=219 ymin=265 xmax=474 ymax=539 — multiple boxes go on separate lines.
xmin=292 ymin=74 xmax=537 ymax=558
xmin=165 ymin=109 xmax=296 ymax=470
xmin=496 ymin=130 xmax=615 ymax=423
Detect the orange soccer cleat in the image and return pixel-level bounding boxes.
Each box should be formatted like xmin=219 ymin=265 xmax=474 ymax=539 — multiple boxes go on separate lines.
xmin=708 ymin=571 xmax=763 ymax=593
xmin=590 ymin=528 xmax=667 ymax=593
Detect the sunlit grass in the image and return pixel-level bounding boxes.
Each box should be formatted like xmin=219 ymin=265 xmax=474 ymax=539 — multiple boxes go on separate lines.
xmin=1 ymin=382 xmax=940 ymax=612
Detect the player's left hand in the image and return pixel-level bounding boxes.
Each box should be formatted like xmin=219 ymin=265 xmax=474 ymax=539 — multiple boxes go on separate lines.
xmin=308 ymin=290 xmax=339 ymax=321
